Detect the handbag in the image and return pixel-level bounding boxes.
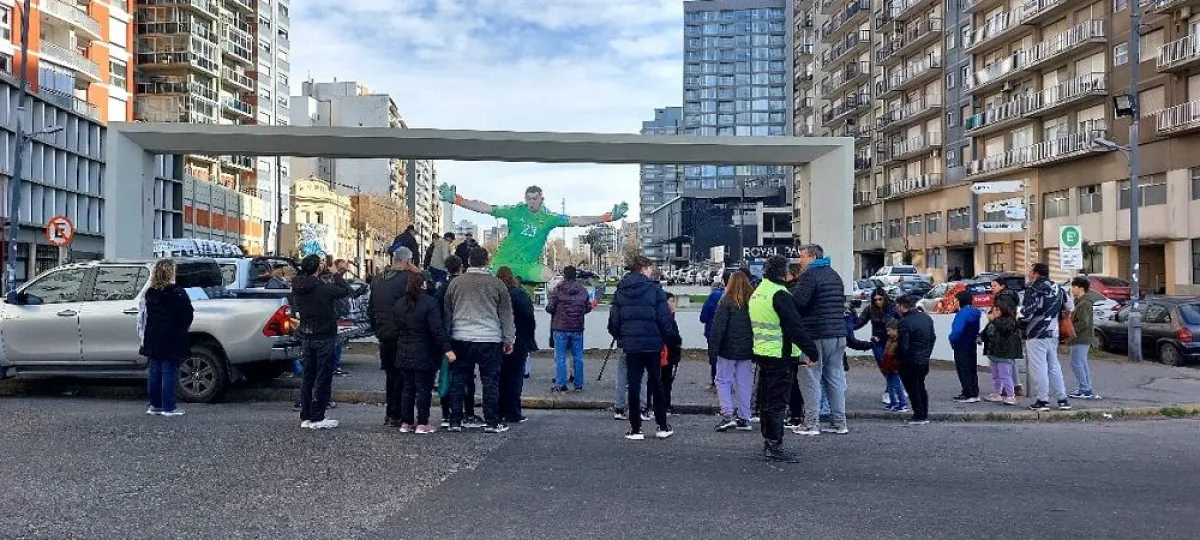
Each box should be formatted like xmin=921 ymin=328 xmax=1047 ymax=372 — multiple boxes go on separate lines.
xmin=1057 ymin=287 xmax=1076 ymax=341
xmin=437 ymin=355 xmax=452 ymax=398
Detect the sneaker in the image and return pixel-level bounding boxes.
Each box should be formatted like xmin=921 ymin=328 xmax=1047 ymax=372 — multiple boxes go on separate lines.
xmin=625 ymin=428 xmax=645 ymax=440
xmin=1028 ymin=401 xmax=1051 ymax=412
xmin=715 ymin=415 xmax=738 ymax=432
xmin=388 ymin=420 xmax=404 ymax=428
xmin=160 ymin=409 xmax=186 ymax=417
xmin=399 ymin=423 xmax=415 ymax=433
xmin=463 ymin=415 xmax=486 ymax=429
xmin=447 ymin=424 xmax=463 ymax=432
xmin=415 ymin=424 xmax=437 ymax=434
xmin=906 ymin=419 xmax=930 ymax=426
xmin=640 ymin=410 xmax=652 ymax=422
xmin=884 ymin=404 xmax=898 ymax=411
xmin=613 ymin=409 xmax=628 ymax=421
xmin=749 ymin=416 xmax=760 ymax=423
xmin=894 ymin=406 xmax=912 ymax=413
xmin=793 ymin=425 xmax=821 ymax=436
xmin=300 ymin=420 xmax=312 ymax=428
xmin=334 ymin=369 xmax=348 ymax=377
xmin=735 ymin=419 xmax=753 ymax=431
xmin=510 ymin=416 xmax=529 ymax=424
xmin=327 ymin=401 xmax=338 ymax=409
xmin=962 ymin=397 xmax=982 ymax=404
xmin=1067 ymin=391 xmax=1094 ymax=399
xmin=821 ymin=425 xmax=850 ymax=435
xmin=1003 ymin=397 xmax=1018 ymax=406
xmin=655 ymin=425 xmax=674 ymax=439
xmin=983 ymin=393 xmax=1004 ymax=402
xmin=1057 ymin=399 xmax=1072 ymax=411
xmin=440 ymin=419 xmax=450 ymax=428
xmin=292 ymin=403 xmax=302 ymax=411
xmin=762 ymin=444 xmax=800 ymax=463
xmin=308 ymin=419 xmax=339 ymax=429
xmin=783 ymin=417 xmax=804 ymax=429
xmin=146 ymin=407 xmax=163 ymax=416
xmin=574 ymin=387 xmax=584 ymax=393
xmin=550 ymin=385 xmax=568 ymax=393
xmin=882 ymin=392 xmax=891 ymax=404
xmin=483 ymin=424 xmax=510 ymax=433
xmin=952 ymin=395 xmax=970 ymax=402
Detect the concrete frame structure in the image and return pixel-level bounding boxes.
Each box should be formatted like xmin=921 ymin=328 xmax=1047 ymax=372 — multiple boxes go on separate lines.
xmin=104 ymin=123 xmax=855 ymax=283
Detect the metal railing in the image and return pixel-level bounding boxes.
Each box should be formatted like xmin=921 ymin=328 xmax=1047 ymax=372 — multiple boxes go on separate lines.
xmin=1025 ymin=72 xmax=1106 ymax=114
xmin=1020 ymin=0 xmax=1068 ymax=22
xmin=854 ymin=190 xmax=875 ymax=205
xmin=221 ymin=98 xmax=253 ymax=116
xmin=820 ymin=61 xmax=868 ymax=95
xmin=969 ymin=9 xmax=1020 ymax=50
xmin=881 ymin=173 xmax=943 ymax=198
xmin=820 ymin=0 xmax=871 ymax=40
xmin=821 ymin=29 xmax=871 ymax=67
xmin=221 ymin=67 xmax=253 ymax=89
xmin=964 ymin=95 xmax=1029 ymax=132
xmin=968 ymin=122 xmax=1107 ymax=174
xmin=1158 ymin=33 xmax=1200 ymax=70
xmin=40 ymin=0 xmax=102 ymax=38
xmin=888 ymin=132 xmax=943 ymax=159
xmin=1156 ymin=100 xmax=1200 ymax=133
xmin=139 ymin=0 xmax=218 ymax=17
xmin=39 ymin=41 xmax=101 ymax=79
xmin=879 ymin=54 xmax=941 ymax=94
xmin=136 ymin=51 xmax=219 ymax=74
xmin=38 ymin=86 xmax=100 ymax=120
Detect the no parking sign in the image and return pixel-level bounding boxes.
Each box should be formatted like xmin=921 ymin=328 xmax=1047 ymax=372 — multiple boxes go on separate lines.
xmin=45 ymin=215 xmax=75 ymax=247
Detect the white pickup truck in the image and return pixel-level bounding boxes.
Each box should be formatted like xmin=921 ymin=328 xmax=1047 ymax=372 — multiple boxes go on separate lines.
xmin=872 ymin=265 xmax=932 ymax=285
xmin=0 ymin=258 xmax=303 ymax=403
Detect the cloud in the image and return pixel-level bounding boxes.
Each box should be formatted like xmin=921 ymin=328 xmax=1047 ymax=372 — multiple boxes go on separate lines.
xmin=289 ymin=0 xmax=682 ymax=237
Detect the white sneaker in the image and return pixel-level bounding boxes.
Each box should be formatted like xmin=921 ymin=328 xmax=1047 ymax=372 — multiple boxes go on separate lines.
xmin=655 ymin=426 xmax=674 ymax=439
xmin=300 ymin=420 xmax=313 ymax=428
xmin=146 ymin=407 xmax=163 ymax=416
xmin=882 ymin=392 xmax=891 ymax=404
xmin=307 ymin=419 xmax=339 ymax=429
xmin=160 ymin=409 xmax=186 ymax=417
xmin=821 ymin=425 xmax=850 ymax=435
xmin=794 ymin=426 xmax=821 ymax=436
xmin=962 ymin=397 xmax=982 ymax=404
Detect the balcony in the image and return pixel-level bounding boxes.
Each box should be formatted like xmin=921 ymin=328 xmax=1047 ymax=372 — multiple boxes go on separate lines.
xmin=1144 ymin=0 xmax=1200 ymax=13
xmin=965 ymin=0 xmax=1007 ymax=14
xmin=220 ymin=155 xmax=255 ymax=171
xmin=970 ymin=54 xmax=1022 ymax=93
xmin=226 ymin=0 xmax=255 ymax=12
xmin=876 ymin=54 xmax=941 ymax=97
xmin=38 ymin=41 xmax=101 ymax=81
xmin=1021 ymin=0 xmax=1071 ymax=25
xmin=796 ymin=124 xmax=817 ymax=136
xmin=820 ymin=61 xmax=870 ymax=96
xmin=40 ymin=0 xmax=103 ymax=40
xmin=794 ymin=95 xmax=815 ymax=113
xmin=37 ymin=86 xmax=100 ymax=120
xmin=964 ymin=96 xmax=1031 ymax=137
xmin=878 ymin=94 xmax=943 ymax=131
xmin=878 ymin=173 xmax=943 ymax=199
xmin=820 ymin=29 xmax=872 ymax=68
xmin=821 ymin=93 xmax=871 ymax=127
xmin=1020 ymin=20 xmax=1106 ymax=73
xmin=221 ymin=39 xmax=254 ymax=65
xmin=1158 ymin=33 xmax=1200 ymax=73
xmin=967 ymin=121 xmax=1109 ymax=178
xmin=1023 ymin=72 xmax=1106 ymax=118
xmin=890 ymin=17 xmax=943 ymax=60
xmin=820 ymin=0 xmax=871 ymax=42
xmin=795 ymin=42 xmax=814 ymax=59
xmin=888 ymin=0 xmax=940 ymax=21
xmin=967 ymin=10 xmax=1026 ymax=53
xmin=855 ymin=151 xmax=873 ymax=173
xmin=220 ymin=98 xmax=253 ymax=118
xmin=1156 ymin=100 xmax=1200 ymax=134
xmin=838 ymin=123 xmax=874 ymax=143
xmin=139 ymin=0 xmax=218 ymax=18
xmin=882 ymin=132 xmax=943 ymax=163
xmin=221 ymin=67 xmax=254 ymax=92
xmin=137 ymin=21 xmax=219 ymax=43
xmin=137 ymin=50 xmax=219 ymax=75
xmin=795 ymin=70 xmax=815 ymax=90
xmin=854 ymin=190 xmax=876 ymax=207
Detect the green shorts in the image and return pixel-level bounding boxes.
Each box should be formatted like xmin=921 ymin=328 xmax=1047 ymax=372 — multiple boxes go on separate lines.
xmin=490 ymin=261 xmax=549 ymax=284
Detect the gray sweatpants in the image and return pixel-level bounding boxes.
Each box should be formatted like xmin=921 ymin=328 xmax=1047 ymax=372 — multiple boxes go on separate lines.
xmin=1025 ymin=337 xmax=1067 ymax=402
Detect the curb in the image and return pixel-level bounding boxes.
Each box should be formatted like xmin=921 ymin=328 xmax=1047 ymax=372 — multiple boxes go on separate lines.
xmin=4 ymin=380 xmax=1198 ymax=423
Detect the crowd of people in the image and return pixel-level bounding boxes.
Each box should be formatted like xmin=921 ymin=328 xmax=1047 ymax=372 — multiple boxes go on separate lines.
xmin=136 ymin=224 xmax=1100 ymax=463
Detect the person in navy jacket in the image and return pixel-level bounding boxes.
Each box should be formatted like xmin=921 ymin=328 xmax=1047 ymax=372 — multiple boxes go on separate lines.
xmin=608 ymin=255 xmax=678 ymax=441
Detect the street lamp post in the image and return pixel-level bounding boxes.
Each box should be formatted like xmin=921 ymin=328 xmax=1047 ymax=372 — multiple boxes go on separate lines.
xmin=4 ymin=0 xmax=33 ymax=301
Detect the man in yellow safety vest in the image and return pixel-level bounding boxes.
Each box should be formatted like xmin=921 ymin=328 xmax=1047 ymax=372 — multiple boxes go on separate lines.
xmin=749 ymin=255 xmax=818 ymax=462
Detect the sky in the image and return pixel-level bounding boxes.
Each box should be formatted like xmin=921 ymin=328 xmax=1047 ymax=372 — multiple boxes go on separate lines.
xmin=288 ymin=0 xmax=684 ymax=238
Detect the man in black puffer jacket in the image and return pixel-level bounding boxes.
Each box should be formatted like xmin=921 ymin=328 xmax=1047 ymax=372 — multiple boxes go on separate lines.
xmin=368 ymin=247 xmax=414 ymax=426
xmin=608 ymin=255 xmax=678 ymax=441
xmin=896 ymin=294 xmax=936 ymax=424
xmin=291 ymin=254 xmax=352 ymax=430
xmin=790 ymin=244 xmax=850 ymax=435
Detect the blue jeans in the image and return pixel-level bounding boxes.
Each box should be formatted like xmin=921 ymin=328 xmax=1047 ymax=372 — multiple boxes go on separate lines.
xmin=885 ymin=374 xmax=907 ymax=408
xmin=1068 ymin=343 xmax=1093 ymax=394
xmin=797 ymin=337 xmax=847 ymax=427
xmin=333 ymin=342 xmax=344 ymax=372
xmin=429 ymin=267 xmax=448 ymax=287
xmin=298 ymin=336 xmax=338 ymax=422
xmin=148 ymin=358 xmax=181 ymax=412
xmin=554 ymin=330 xmax=585 ymax=389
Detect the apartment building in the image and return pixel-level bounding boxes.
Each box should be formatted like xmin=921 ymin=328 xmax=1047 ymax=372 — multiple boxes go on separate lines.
xmin=637 ymin=106 xmax=682 ymax=264
xmin=134 ymin=0 xmax=286 ymax=254
xmin=3 ymin=0 xmax=134 ymax=123
xmin=405 ymin=158 xmax=440 ymax=245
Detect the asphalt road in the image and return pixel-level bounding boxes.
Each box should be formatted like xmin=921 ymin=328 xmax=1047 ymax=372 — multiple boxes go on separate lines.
xmin=2 ymin=398 xmax=1197 ymax=540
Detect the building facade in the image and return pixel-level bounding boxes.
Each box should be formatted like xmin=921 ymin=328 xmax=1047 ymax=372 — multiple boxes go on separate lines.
xmin=682 ymin=0 xmax=793 ymax=265
xmin=133 ymin=0 xmax=285 ymax=254
xmin=287 ymin=175 xmax=355 ymax=263
xmin=638 ymin=106 xmax=682 ymax=263
xmin=4 ymin=0 xmax=134 ymax=124
xmin=405 ymin=158 xmax=440 ymax=244
xmin=810 ymin=0 xmax=1200 ymax=294
xmin=452 ymin=219 xmax=478 ymax=240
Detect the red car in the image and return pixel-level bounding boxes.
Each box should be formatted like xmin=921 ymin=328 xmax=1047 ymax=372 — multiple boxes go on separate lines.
xmin=933 ymin=281 xmax=994 ymax=313
xmin=1076 ymin=275 xmax=1137 ymax=301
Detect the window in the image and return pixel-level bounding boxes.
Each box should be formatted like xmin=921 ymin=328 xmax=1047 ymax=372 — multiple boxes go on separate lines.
xmin=947 ymin=111 xmax=957 ymax=127
xmin=22 ymin=268 xmax=88 ymax=304
xmin=986 ymin=243 xmax=1006 ymax=273
xmin=948 ymin=207 xmax=971 ymax=230
xmin=1140 ymin=86 xmax=1164 ymax=114
xmin=1043 ymin=190 xmax=1069 ymax=218
xmin=1141 ymin=30 xmax=1164 ymax=61
xmin=91 ymin=267 xmax=149 ymax=301
xmin=1144 ymin=304 xmax=1170 ymax=324
xmin=887 ymin=218 xmax=902 ymax=238
xmin=1113 ymin=0 xmax=1128 ymax=11
xmin=1079 ymin=184 xmax=1102 ymax=214
xmin=0 ymin=7 xmax=10 ymax=40
xmin=927 ymin=247 xmax=944 ymax=269
xmin=926 ymin=212 xmax=941 ymax=233
xmin=906 ymin=216 xmax=923 ymax=235
xmin=1118 ymin=174 xmax=1167 ymax=209
xmin=947 ymin=32 xmax=956 ymax=50
xmin=109 ymin=60 xmax=128 ymax=90
xmin=1191 ymin=168 xmax=1200 ymax=200
xmin=946 ymin=72 xmax=956 ymax=89
xmin=109 ymin=18 xmax=127 ymax=45
xmin=1192 ymin=239 xmax=1200 ymax=285
xmin=1114 ymin=43 xmax=1128 ymax=66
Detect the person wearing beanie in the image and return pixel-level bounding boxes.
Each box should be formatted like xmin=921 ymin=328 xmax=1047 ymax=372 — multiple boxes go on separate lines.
xmin=748 ymin=255 xmax=818 ymax=462
xmin=948 ymin=289 xmax=982 ymax=403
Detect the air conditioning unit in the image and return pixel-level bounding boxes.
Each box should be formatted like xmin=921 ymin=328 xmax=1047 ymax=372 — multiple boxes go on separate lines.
xmin=1001 ymin=81 xmax=1015 ymax=93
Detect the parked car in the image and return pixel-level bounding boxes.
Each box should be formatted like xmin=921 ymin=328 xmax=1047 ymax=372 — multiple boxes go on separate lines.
xmin=1074 ymin=275 xmax=1140 ymax=302
xmin=891 ymin=279 xmax=934 ymax=300
xmin=217 ymin=257 xmax=373 ymax=342
xmin=851 ymin=278 xmax=886 ymax=301
xmin=0 ymin=258 xmax=303 ymax=402
xmin=1094 ymin=297 xmax=1200 ymax=365
xmin=872 ymin=265 xmax=931 ymax=285
xmin=917 ymin=282 xmax=952 ymax=312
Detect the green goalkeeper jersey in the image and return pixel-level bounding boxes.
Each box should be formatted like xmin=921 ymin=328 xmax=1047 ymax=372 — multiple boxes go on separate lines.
xmin=490 ymin=204 xmax=570 ymax=267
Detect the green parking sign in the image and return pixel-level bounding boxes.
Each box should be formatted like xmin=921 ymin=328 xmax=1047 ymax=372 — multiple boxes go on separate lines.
xmin=1060 ymin=225 xmax=1081 ymax=247
xmin=1060 ymin=225 xmax=1082 ymax=270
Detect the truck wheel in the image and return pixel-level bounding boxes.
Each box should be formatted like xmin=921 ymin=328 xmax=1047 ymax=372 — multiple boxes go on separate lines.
xmin=241 ymin=360 xmax=288 ymax=383
xmin=178 ymin=345 xmax=229 ymax=403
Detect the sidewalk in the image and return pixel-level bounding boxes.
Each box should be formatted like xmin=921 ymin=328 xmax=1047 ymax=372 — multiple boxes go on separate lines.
xmin=283 ymin=343 xmax=1200 ymax=421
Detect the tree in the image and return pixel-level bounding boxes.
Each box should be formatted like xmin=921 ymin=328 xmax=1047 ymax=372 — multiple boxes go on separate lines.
xmin=352 ymin=193 xmax=409 ymax=238
xmin=583 ymin=227 xmax=609 ymax=276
